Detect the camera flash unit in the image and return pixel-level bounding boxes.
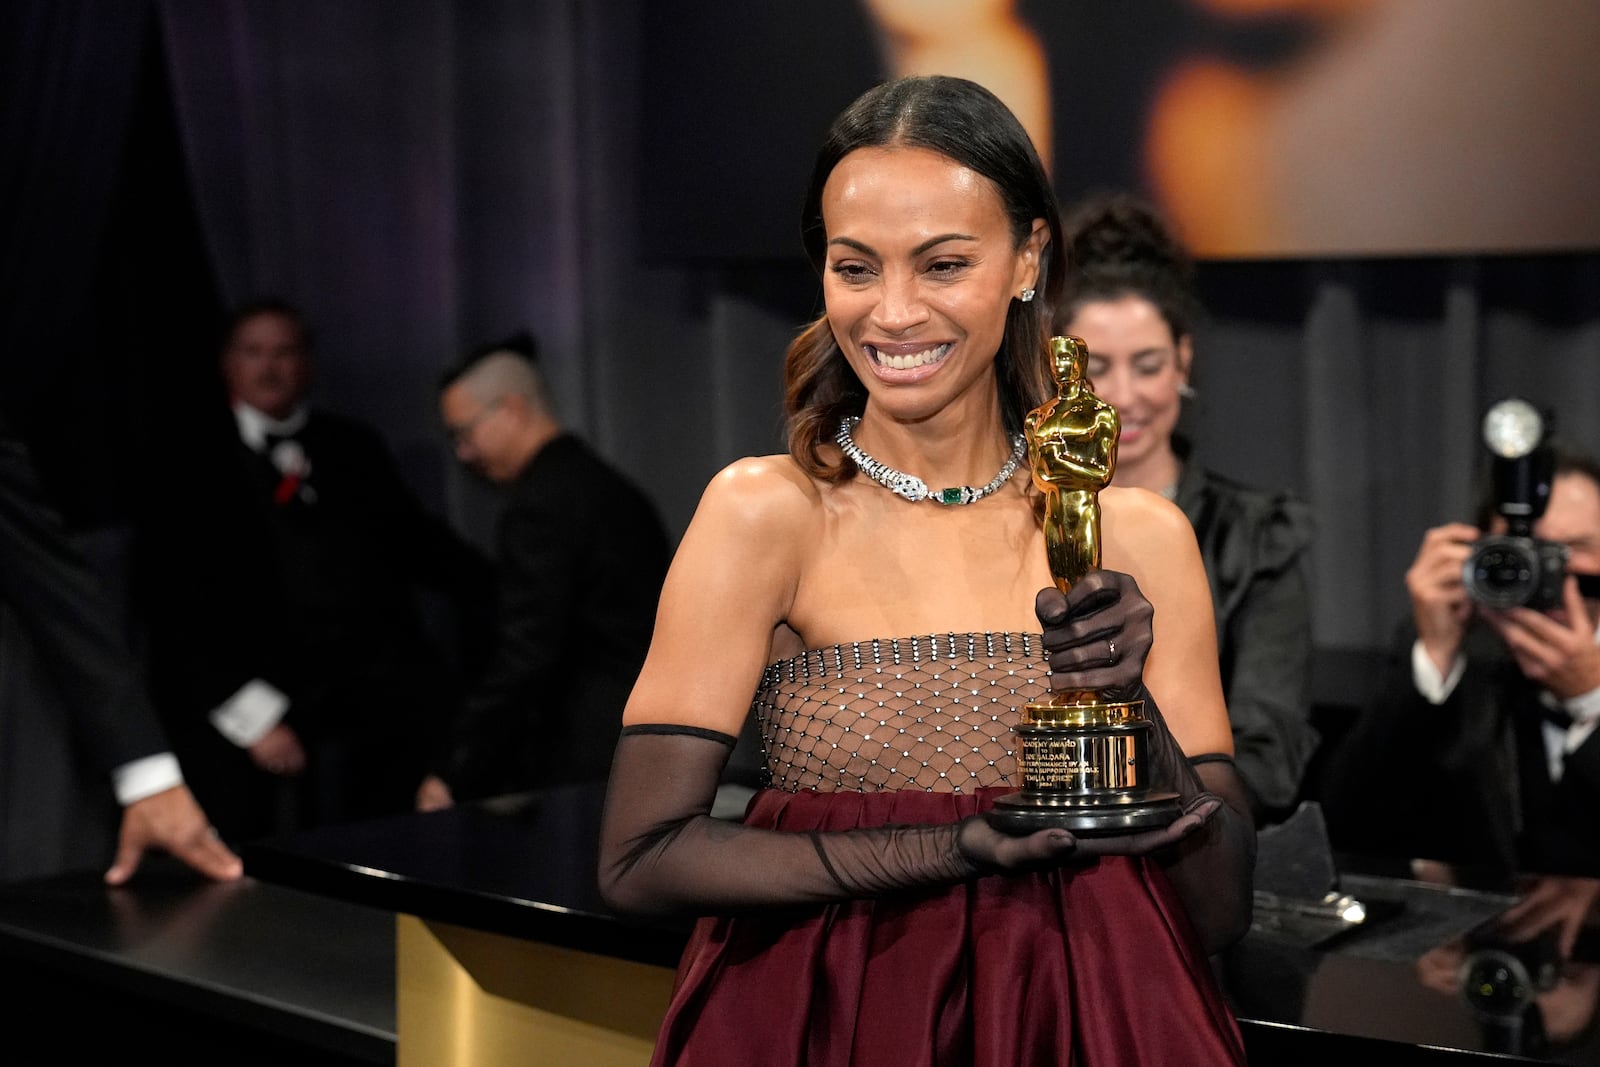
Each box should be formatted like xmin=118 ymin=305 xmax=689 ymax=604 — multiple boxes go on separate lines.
xmin=1482 ymin=398 xmax=1544 ymax=460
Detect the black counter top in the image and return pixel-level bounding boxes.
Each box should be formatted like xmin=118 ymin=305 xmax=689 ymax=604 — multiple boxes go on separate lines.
xmin=242 ymin=781 xmax=689 ymax=969
xmin=0 ymin=860 xmax=395 ymax=1065
xmin=15 ymin=783 xmax=1594 ymax=1066
xmin=244 ymin=785 xmax=1600 ymax=1065
xmin=1226 ymin=870 xmax=1600 ymax=1064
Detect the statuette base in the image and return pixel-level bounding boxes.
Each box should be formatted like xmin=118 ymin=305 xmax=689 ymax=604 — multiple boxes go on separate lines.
xmin=987 ymin=694 xmax=1183 ymax=836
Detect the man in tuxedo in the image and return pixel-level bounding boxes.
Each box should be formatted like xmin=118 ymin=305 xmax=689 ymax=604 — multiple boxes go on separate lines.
xmin=136 ymin=300 xmax=491 ymax=843
xmin=416 ymin=332 xmax=673 ymax=809
xmin=0 ymin=413 xmax=241 ymax=883
xmin=1321 ymin=450 xmax=1600 ymax=877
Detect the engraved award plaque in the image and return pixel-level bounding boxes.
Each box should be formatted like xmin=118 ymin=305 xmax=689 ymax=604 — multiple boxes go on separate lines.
xmin=988 ymin=336 xmax=1183 ymax=836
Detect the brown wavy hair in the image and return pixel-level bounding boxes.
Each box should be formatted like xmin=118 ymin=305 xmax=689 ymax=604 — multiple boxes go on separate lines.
xmin=783 ymin=75 xmax=1064 ymax=481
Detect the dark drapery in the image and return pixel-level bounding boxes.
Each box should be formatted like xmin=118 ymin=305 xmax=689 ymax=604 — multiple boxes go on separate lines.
xmin=5 ymin=0 xmax=1599 ymax=677
xmin=1 ymin=1 xmax=224 ymax=527
xmin=0 ymin=1 xmax=227 ymax=877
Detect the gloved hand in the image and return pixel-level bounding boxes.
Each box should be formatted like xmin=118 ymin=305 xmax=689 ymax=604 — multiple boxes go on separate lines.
xmin=1033 ymin=567 xmax=1193 ymax=844
xmin=599 ymin=727 xmax=1085 ymax=915
xmin=959 ymin=794 xmax=1219 ymax=866
xmin=1032 ymin=571 xmax=1257 ymax=951
xmin=1036 ymin=569 xmax=1153 ymax=702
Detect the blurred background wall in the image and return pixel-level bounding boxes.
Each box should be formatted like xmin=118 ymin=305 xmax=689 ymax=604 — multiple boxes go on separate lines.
xmin=3 ymin=0 xmax=1598 ymax=698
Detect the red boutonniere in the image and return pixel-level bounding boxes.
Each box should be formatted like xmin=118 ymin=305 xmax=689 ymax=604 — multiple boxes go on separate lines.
xmin=269 ymin=439 xmax=312 ymax=506
xmin=274 ymin=472 xmax=302 ymax=505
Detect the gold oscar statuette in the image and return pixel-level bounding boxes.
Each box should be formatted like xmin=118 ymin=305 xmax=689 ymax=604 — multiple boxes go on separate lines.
xmin=988 ymin=336 xmax=1183 ymax=835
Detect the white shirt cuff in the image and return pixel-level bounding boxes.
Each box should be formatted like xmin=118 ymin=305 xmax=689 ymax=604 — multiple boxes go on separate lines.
xmin=1411 ymin=639 xmax=1467 ymax=705
xmin=208 ymin=679 xmax=290 ymax=747
xmin=1565 ymin=685 xmax=1600 ymax=726
xmin=112 ymin=752 xmax=184 ymax=806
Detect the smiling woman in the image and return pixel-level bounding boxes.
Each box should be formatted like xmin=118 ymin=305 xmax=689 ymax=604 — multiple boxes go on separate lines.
xmin=818 ymin=144 xmax=1046 ymax=430
xmin=1057 ymin=191 xmax=1318 ymax=823
xmin=597 ymin=75 xmax=1255 ymax=1066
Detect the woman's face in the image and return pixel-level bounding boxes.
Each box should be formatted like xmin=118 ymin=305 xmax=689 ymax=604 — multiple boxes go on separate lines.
xmin=820 ymin=145 xmax=1044 ymax=423
xmin=1063 ymin=294 xmax=1191 ymax=467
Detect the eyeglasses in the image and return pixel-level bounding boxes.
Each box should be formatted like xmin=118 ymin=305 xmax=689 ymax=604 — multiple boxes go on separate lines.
xmin=444 ymin=398 xmax=503 ymax=446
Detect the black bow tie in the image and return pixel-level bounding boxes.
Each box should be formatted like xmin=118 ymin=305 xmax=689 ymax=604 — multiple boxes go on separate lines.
xmin=1540 ymin=703 xmax=1575 ymax=730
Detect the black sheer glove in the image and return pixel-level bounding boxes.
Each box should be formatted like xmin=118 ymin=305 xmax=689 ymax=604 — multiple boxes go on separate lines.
xmin=1026 ymin=682 xmax=1223 ymax=862
xmin=1163 ymin=753 xmax=1257 ymax=954
xmin=1017 ymin=678 xmax=1255 ymax=954
xmin=597 ymin=726 xmax=1083 ymax=917
xmin=1062 ymin=794 xmax=1222 ymax=859
xmin=1125 ymin=686 xmax=1256 ymax=954
xmin=1036 ymin=571 xmax=1153 ymax=702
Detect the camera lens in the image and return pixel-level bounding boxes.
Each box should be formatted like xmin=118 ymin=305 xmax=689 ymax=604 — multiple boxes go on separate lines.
xmin=1465 ymin=539 xmax=1539 ymax=609
xmin=1463 ymin=536 xmax=1570 ymax=610
xmin=1460 ymin=949 xmax=1535 ymax=1019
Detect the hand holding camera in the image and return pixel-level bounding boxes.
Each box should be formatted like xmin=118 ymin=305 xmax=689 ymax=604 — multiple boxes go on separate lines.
xmin=1444 ymin=399 xmax=1600 ymax=701
xmin=1408 ymin=399 xmax=1597 ymax=683
xmin=1406 ymin=521 xmax=1482 ymax=675
xmin=1483 ymin=576 xmax=1600 ymax=701
xmin=1496 ymin=874 xmax=1600 ymax=960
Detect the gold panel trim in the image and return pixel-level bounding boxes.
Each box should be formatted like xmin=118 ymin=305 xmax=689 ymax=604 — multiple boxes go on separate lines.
xmin=397 ymin=915 xmax=676 ymax=1067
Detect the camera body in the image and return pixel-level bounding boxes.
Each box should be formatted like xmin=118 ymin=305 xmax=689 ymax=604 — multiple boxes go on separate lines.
xmin=1463 ymin=535 xmax=1569 ymax=611
xmin=1462 ymin=399 xmax=1567 ymax=611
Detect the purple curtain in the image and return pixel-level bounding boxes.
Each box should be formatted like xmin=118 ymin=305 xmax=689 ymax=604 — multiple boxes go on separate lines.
xmin=1 ymin=2 xmax=146 ymax=357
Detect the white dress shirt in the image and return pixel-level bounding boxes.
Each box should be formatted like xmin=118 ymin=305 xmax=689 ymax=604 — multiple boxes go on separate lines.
xmin=193 ymin=402 xmax=307 ymax=749
xmin=1413 ymin=620 xmax=1600 ymax=782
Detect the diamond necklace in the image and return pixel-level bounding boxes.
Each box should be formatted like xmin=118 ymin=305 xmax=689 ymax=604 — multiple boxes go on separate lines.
xmin=835 ymin=416 xmax=1027 ymax=505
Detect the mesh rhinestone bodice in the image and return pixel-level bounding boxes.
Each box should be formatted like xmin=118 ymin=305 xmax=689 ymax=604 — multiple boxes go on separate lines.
xmin=754 ymin=632 xmax=1048 ymax=793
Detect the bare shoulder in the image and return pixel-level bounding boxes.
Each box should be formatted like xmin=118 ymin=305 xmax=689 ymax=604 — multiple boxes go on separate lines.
xmin=1102 ymin=486 xmax=1198 ymax=559
xmin=1100 ymin=485 xmax=1210 ymax=623
xmin=667 ymin=452 xmax=820 ymax=620
xmin=624 ymin=454 xmax=819 ymax=733
xmin=692 ymin=454 xmax=819 ymax=538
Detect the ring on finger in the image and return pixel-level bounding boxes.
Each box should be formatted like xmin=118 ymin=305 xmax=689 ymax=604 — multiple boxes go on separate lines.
xmin=1106 ymin=637 xmax=1117 ymax=665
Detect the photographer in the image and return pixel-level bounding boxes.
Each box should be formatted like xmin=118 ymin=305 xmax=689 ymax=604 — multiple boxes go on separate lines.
xmin=1320 ymin=446 xmax=1600 ymax=877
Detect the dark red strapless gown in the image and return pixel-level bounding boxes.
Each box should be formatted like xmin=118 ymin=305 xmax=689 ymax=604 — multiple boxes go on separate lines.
xmin=649 ymin=787 xmax=1247 ymax=1067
